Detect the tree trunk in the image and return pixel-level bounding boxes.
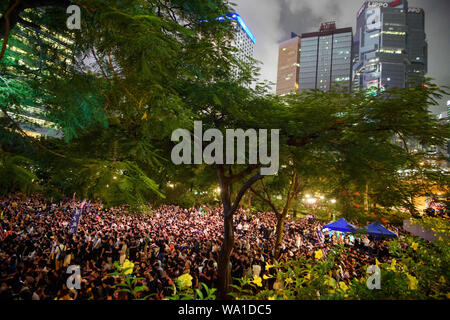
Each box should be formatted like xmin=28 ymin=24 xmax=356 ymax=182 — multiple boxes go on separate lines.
xmin=216 ymin=166 xmax=263 ymax=299
xmin=364 ymin=183 xmax=369 ymax=212
xmin=217 ymin=210 xmax=234 ymax=300
xmin=274 ymin=214 xmax=285 ymax=258
xmin=273 ymin=172 xmax=299 ymax=258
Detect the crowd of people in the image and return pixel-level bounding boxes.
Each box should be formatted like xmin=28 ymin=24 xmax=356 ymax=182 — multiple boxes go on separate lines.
xmin=0 ymin=194 xmax=400 ymax=300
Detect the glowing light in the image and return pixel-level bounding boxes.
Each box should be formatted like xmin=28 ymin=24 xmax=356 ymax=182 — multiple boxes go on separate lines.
xmin=305 ymin=194 xmax=311 ymax=198
xmin=232 ymin=13 xmax=256 ymax=44
xmin=307 ymin=198 xmax=317 ymax=204
xmin=331 ymin=199 xmax=337 ymax=204
xmin=210 ymin=13 xmax=255 ymax=44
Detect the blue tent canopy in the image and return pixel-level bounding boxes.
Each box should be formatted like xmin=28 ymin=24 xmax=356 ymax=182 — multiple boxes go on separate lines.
xmin=323 ymin=218 xmax=358 ymax=233
xmin=365 ymin=221 xmax=398 ymax=238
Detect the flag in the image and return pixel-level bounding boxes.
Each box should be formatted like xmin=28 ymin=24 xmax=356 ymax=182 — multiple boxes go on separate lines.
xmin=68 ymin=201 xmax=87 ymax=235
xmin=79 ymin=199 xmax=86 ymax=210
xmin=68 ymin=209 xmax=81 ymax=235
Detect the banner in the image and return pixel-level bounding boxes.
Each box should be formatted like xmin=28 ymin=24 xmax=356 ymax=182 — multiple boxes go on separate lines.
xmin=68 ymin=199 xmax=87 ymax=235
xmin=68 ymin=208 xmax=82 ymax=235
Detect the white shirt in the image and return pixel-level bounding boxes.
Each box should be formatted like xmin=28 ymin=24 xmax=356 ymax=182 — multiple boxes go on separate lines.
xmin=252 ymin=265 xmax=261 ymax=278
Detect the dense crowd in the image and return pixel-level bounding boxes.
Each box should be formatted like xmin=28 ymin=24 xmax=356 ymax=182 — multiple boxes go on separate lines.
xmin=0 ymin=194 xmax=400 ymax=300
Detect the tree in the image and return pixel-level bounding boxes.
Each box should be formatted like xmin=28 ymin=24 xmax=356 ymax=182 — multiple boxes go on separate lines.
xmin=1 ymin=0 xmax=241 ymax=210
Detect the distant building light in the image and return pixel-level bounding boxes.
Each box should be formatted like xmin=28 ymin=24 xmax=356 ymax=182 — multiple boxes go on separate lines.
xmin=201 ymin=13 xmax=255 ymax=44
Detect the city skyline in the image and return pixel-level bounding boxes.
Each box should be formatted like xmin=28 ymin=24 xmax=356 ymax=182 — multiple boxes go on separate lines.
xmin=233 ymin=0 xmax=449 ymax=113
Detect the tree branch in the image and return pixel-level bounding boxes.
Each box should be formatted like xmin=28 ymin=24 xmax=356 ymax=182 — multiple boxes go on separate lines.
xmin=227 ymin=164 xmax=259 ymax=185
xmin=230 ymin=173 xmax=264 ymax=214
xmin=250 ymin=186 xmax=279 ymax=216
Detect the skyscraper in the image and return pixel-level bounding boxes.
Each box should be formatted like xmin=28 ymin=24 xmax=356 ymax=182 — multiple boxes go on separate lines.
xmin=298 ymin=22 xmax=353 ymax=91
xmin=276 ymin=34 xmax=301 ymax=95
xmin=2 ymin=8 xmax=74 ymax=138
xmin=214 ymin=13 xmax=255 ymax=77
xmin=352 ymin=0 xmax=427 ymax=91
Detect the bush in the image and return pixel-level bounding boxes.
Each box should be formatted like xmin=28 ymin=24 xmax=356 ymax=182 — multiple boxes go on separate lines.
xmin=231 ymin=236 xmax=449 ymax=300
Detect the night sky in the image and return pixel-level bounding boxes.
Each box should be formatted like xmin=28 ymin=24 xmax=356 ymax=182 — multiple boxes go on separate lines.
xmin=233 ymin=0 xmax=449 ymax=113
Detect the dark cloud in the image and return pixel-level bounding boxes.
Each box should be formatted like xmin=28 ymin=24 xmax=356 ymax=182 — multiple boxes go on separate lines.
xmin=233 ymin=0 xmax=449 ymax=113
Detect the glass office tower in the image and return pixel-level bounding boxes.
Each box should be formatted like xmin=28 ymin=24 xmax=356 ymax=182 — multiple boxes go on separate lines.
xmin=298 ymin=22 xmax=353 ymax=91
xmin=353 ymin=0 xmax=427 ymax=91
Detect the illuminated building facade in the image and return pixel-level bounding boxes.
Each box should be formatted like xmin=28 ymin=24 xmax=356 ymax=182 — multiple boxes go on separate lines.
xmin=2 ymin=8 xmax=74 ymax=138
xmin=352 ymin=0 xmax=427 ymax=91
xmin=298 ymin=22 xmax=353 ymax=91
xmin=276 ymin=34 xmax=301 ymax=95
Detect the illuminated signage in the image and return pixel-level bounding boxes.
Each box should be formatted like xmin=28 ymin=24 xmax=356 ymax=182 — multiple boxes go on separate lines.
xmin=368 ymin=1 xmax=389 ymax=8
xmin=408 ymin=8 xmax=422 ymax=14
xmin=389 ymin=0 xmax=403 ymax=8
